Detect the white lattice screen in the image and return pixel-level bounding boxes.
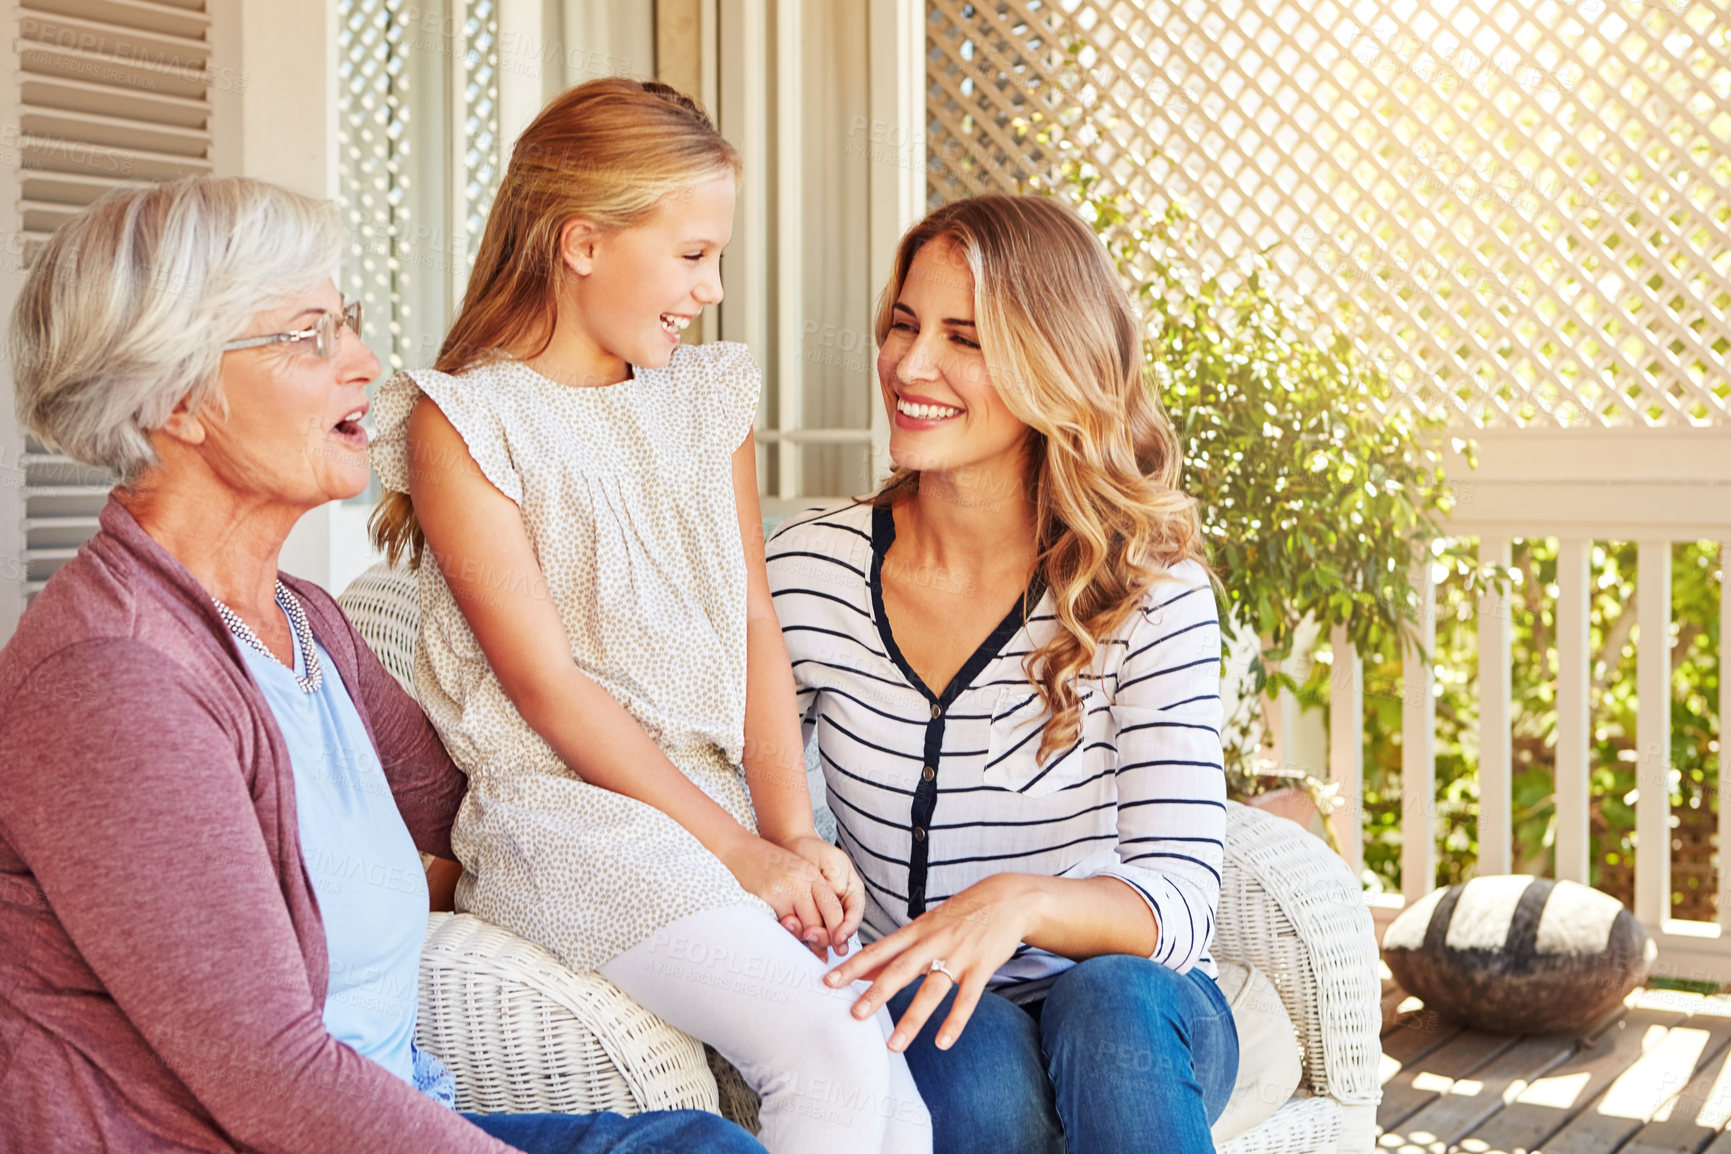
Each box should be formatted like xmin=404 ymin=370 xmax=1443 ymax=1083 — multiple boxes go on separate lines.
xmin=926 ymin=0 xmax=1731 ymax=428
xmin=462 ymin=0 xmax=501 ymax=241
xmin=339 ymin=0 xmax=413 ymax=372
xmin=339 ymin=0 xmax=503 ymax=373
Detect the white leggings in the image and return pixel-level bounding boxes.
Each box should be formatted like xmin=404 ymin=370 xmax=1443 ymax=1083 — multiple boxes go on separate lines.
xmin=600 ymin=906 xmax=932 ymax=1154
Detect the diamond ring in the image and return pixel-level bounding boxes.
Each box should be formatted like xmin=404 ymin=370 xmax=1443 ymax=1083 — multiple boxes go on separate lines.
xmin=929 ymin=958 xmax=956 ymax=981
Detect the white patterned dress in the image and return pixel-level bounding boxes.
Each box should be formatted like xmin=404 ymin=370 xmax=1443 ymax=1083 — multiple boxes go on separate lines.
xmin=370 ymin=342 xmax=771 ymax=972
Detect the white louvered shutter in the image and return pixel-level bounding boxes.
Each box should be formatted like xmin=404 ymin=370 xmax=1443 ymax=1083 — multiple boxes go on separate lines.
xmin=8 ymin=0 xmax=214 ymax=613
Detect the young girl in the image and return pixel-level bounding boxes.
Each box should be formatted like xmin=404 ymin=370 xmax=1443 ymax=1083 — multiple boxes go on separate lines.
xmin=369 ymin=79 xmax=929 ymax=1154
xmin=767 ymin=195 xmax=1237 ymax=1153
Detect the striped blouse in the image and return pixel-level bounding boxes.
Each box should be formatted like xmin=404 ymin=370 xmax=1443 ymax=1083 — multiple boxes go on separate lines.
xmin=766 ymin=500 xmax=1226 ymax=1003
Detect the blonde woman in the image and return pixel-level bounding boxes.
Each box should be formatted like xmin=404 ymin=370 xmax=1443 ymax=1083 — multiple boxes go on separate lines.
xmin=369 ymin=80 xmax=928 ymax=1154
xmin=767 ymin=195 xmax=1237 ymax=1153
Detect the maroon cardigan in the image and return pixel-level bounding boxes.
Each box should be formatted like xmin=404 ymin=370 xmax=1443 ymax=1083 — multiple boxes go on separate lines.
xmin=0 ymin=498 xmax=512 ymax=1154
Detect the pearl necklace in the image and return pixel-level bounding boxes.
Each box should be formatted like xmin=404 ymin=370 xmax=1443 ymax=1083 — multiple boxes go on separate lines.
xmin=213 ymin=580 xmax=323 ymax=694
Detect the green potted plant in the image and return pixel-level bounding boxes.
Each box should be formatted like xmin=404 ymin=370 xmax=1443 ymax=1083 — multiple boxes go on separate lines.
xmin=1034 ymin=155 xmax=1489 ymax=855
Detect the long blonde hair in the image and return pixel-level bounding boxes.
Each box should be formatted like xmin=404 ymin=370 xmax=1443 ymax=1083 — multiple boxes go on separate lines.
xmin=873 ymin=195 xmax=1208 ymax=759
xmin=370 ymin=78 xmax=741 ymax=566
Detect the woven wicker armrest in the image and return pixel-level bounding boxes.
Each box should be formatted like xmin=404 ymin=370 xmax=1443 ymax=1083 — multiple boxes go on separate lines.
xmin=417 ymin=913 xmax=720 ymax=1118
xmin=341 ymin=566 xmax=722 ymax=1121
xmin=1215 ymin=802 xmax=1383 ymax=1153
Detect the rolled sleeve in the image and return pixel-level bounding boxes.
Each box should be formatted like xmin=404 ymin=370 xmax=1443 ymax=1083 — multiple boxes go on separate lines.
xmin=1100 ymin=564 xmax=1226 ymax=974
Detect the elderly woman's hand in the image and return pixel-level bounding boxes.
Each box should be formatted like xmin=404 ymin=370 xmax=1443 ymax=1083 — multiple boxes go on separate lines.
xmin=823 ymin=872 xmax=1043 ymax=1052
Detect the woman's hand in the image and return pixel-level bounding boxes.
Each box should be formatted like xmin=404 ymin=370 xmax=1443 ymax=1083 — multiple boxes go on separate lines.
xmin=774 ymin=834 xmax=865 ymax=955
xmin=719 ymin=833 xmax=851 ymax=955
xmin=823 ymin=873 xmax=1044 ymax=1052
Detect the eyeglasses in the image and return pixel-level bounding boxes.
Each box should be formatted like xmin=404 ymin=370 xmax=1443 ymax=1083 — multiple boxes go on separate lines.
xmin=222 ymin=299 xmax=362 ymax=359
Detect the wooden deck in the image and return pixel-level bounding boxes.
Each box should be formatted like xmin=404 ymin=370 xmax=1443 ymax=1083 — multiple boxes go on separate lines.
xmin=1378 ymin=988 xmax=1731 ymax=1153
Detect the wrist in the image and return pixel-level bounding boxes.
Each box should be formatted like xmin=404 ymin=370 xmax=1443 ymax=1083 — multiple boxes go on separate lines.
xmin=757 ymin=818 xmax=820 ymax=848
xmin=1006 ymin=874 xmax=1060 ymax=942
xmin=705 ymin=822 xmax=760 ymax=864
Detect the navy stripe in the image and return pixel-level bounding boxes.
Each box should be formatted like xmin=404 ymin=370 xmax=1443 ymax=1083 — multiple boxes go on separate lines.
xmin=929 ymin=799 xmax=1115 ymax=830
xmin=1113 ymin=874 xmax=1162 ymax=915
xmin=1015 ymin=736 xmax=1083 ymax=794
xmin=792 ymin=657 xmax=905 ymax=690
xmin=766 ymin=548 xmax=867 ymax=578
xmin=1117 ymin=758 xmax=1225 ymax=773
xmin=1118 ymin=797 xmax=1227 ymax=812
xmin=828 ymin=788 xmax=909 ymax=830
xmin=1117 ymin=656 xmax=1219 ymax=694
xmin=820 ymin=713 xmax=921 ymax=761
xmin=781 ymin=623 xmax=887 ymax=658
xmin=1174 ymin=896 xmax=1196 ymax=964
xmin=832 ymin=815 xmax=917 ymax=869
xmin=1054 ymin=766 xmax=1115 ymax=792
xmin=820 ymin=748 xmax=915 ymax=797
xmin=983 ymin=725 xmax=1040 ymax=769
xmin=771 ymin=585 xmax=872 ymax=619
xmin=814 ymin=685 xmax=929 ymax=728
xmin=1122 ymin=618 xmax=1217 ymax=663
xmin=1143 ymin=585 xmax=1205 ymax=616
xmin=1123 ymin=851 xmax=1223 ymax=885
xmin=852 ymin=866 xmax=910 ymax=909
xmin=1118 ymin=720 xmax=1220 ymax=737
xmin=773 ymin=509 xmax=872 ymax=545
xmin=991 ymin=692 xmax=1039 ymax=722
xmin=927 ymin=832 xmax=1115 ymax=868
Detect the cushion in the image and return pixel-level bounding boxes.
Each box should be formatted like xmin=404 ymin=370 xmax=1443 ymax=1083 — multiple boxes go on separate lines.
xmin=1382 ymin=875 xmax=1654 ymax=1035
xmin=1210 ymin=960 xmax=1304 ymax=1143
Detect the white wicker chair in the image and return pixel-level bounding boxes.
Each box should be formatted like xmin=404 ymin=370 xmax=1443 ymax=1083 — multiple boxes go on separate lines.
xmin=337 ymin=562 xmax=726 ymax=1119
xmin=1214 ymin=803 xmax=1383 ymax=1154
xmin=338 ymin=560 xmax=1381 ymax=1149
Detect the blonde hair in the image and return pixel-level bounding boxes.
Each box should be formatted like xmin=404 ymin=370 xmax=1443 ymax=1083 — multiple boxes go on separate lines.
xmin=371 ymin=78 xmax=742 ymax=566
xmin=10 ymin=176 xmax=345 ymax=486
xmin=872 ymin=195 xmax=1208 ymax=759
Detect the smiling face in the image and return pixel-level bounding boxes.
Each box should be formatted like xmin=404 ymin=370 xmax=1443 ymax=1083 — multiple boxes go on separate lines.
xmin=877 ymin=237 xmax=1030 ymax=478
xmin=195 ymin=278 xmax=379 ymax=509
xmin=565 ymin=173 xmax=734 ymax=375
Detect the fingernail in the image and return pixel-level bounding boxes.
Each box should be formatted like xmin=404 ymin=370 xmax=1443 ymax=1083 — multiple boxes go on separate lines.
xmin=889 ymin=1033 xmax=906 ymax=1051
xmin=853 ymin=1002 xmax=871 ymax=1019
xmin=937 ymin=1033 xmax=953 ymax=1050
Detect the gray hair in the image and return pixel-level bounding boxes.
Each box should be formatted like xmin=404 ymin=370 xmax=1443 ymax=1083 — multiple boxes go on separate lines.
xmin=10 ymin=176 xmax=348 ymax=485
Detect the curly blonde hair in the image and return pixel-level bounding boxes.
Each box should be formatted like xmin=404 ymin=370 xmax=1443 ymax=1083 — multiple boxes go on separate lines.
xmin=872 ymin=195 xmax=1209 ymax=759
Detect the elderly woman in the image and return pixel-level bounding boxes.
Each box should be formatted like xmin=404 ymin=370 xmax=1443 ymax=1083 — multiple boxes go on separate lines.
xmin=0 ymin=176 xmax=762 ymax=1154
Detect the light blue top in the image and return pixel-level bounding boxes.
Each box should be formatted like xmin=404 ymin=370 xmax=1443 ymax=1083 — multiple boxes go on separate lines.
xmin=235 ymin=602 xmax=453 ymax=1106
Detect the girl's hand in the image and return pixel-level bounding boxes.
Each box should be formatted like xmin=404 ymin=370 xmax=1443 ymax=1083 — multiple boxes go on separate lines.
xmin=718 ymin=834 xmax=847 ymax=954
xmin=774 ymin=834 xmax=865 ymax=955
xmin=823 ymin=874 xmax=1040 ymax=1052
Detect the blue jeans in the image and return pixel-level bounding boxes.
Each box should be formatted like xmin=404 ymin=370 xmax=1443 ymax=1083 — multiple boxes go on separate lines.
xmin=463 ymin=1109 xmax=764 ymax=1153
xmin=886 ymin=955 xmax=1238 ymax=1154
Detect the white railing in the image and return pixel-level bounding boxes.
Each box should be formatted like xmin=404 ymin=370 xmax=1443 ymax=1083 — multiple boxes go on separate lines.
xmin=1329 ymin=427 xmax=1731 ymax=981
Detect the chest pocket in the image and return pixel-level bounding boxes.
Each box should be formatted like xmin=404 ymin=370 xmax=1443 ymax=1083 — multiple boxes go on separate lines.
xmin=981 ymin=684 xmax=1106 ymax=797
